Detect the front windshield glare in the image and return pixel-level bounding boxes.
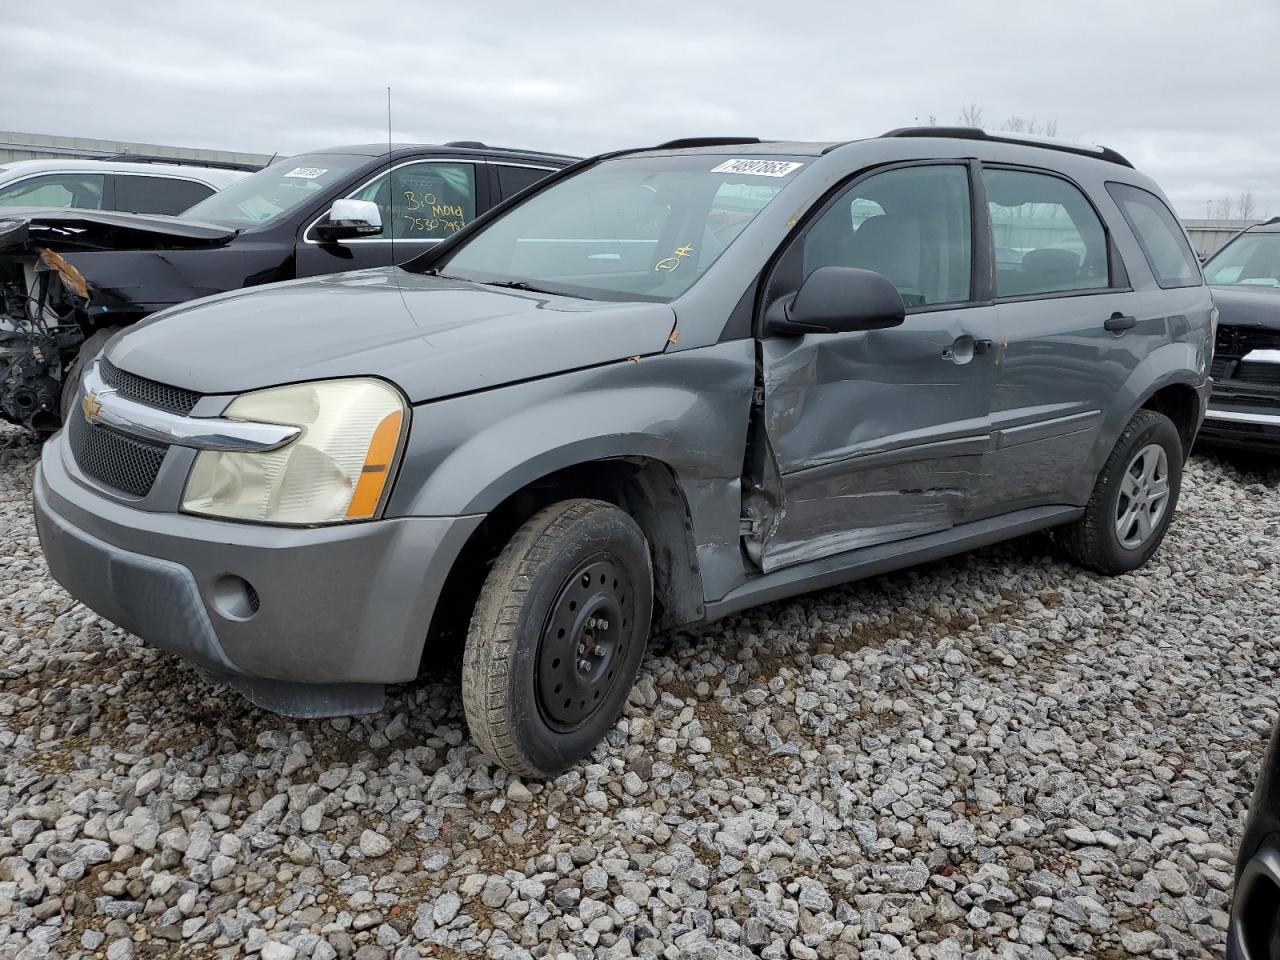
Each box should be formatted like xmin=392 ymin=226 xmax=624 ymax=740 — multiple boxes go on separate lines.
xmin=183 ymin=154 xmax=367 ymax=227
xmin=437 ymin=155 xmax=800 ymax=302
xmin=1205 ymin=232 xmax=1280 ymax=288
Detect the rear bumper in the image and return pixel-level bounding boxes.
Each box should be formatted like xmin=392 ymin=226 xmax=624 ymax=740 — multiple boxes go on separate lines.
xmin=35 ymin=433 xmax=483 ymax=713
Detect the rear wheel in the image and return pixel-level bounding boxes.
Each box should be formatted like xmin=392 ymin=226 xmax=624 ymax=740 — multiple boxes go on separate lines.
xmin=1061 ymin=409 xmax=1183 ymax=574
xmin=462 ymin=499 xmax=653 ymax=777
xmin=59 ymin=326 xmax=120 ymax=423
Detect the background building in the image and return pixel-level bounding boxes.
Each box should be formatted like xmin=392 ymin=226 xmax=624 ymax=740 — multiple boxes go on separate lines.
xmin=0 ymin=130 xmax=273 ymax=170
xmin=1183 ymin=219 xmax=1261 ymax=260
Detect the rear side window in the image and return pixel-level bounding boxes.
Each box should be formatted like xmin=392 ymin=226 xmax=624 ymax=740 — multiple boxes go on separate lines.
xmin=985 ymin=168 xmax=1110 ymax=297
xmin=496 ymin=164 xmax=554 ymax=200
xmin=0 ymin=173 xmax=105 ymax=209
xmin=1106 ymin=182 xmax=1201 ymax=288
xmin=114 ymin=176 xmax=214 ymax=215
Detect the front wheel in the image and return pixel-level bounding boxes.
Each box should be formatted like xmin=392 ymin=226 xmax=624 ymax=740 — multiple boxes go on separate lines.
xmin=1061 ymin=409 xmax=1183 ymax=575
xmin=462 ymin=499 xmax=653 ymax=777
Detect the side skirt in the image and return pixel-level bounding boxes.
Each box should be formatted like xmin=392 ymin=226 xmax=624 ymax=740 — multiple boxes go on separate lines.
xmin=700 ymin=504 xmax=1082 ymax=622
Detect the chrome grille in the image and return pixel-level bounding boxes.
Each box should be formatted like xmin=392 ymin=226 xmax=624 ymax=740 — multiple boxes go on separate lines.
xmin=67 ymin=404 xmax=168 ymax=497
xmin=99 ymin=357 xmax=200 ymax=415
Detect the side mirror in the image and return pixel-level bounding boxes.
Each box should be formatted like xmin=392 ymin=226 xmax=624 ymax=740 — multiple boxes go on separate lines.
xmin=767 ymin=266 xmax=907 ymax=336
xmin=314 ymin=199 xmax=383 ymax=242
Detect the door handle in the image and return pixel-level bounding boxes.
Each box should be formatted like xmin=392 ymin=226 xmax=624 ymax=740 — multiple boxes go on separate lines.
xmin=942 ymin=336 xmax=994 ymax=364
xmin=1104 ymin=312 xmax=1137 ymax=334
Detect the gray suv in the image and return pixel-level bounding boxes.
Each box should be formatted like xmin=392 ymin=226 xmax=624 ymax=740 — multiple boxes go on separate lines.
xmin=34 ymin=129 xmax=1213 ymax=777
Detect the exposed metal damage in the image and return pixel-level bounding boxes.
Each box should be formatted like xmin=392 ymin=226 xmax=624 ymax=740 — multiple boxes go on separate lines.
xmin=0 ymin=211 xmax=243 ymax=430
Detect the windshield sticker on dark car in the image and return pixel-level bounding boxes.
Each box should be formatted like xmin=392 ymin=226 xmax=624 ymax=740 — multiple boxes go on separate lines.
xmin=283 ymin=167 xmax=329 ymax=179
xmin=710 ymin=159 xmax=803 ymax=178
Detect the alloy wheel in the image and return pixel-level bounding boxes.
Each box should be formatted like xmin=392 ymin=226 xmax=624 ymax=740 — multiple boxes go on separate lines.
xmin=1114 ymin=442 xmax=1170 ymax=550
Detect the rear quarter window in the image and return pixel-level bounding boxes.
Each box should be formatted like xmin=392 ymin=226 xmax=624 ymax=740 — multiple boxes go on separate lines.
xmin=1106 ymin=182 xmax=1202 ymax=289
xmin=114 ymin=175 xmax=215 ymax=215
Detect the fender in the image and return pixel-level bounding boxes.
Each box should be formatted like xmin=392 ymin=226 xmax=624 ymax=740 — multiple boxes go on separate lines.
xmin=385 ymin=340 xmax=758 ymax=602
xmin=1076 ymin=340 xmax=1209 ymax=501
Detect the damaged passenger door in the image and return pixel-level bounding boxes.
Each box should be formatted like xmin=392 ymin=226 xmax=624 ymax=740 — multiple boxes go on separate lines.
xmin=745 ymin=162 xmax=1000 ymax=572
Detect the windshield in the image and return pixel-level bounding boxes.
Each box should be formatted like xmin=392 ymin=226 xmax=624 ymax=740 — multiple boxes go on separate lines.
xmin=1204 ymin=231 xmax=1280 ymax=289
xmin=182 ymin=154 xmax=368 ymax=227
xmin=435 ymin=154 xmax=800 ymax=302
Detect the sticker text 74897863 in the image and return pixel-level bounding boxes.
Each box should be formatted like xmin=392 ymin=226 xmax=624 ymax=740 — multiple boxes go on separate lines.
xmin=710 ymin=159 xmax=804 ymax=178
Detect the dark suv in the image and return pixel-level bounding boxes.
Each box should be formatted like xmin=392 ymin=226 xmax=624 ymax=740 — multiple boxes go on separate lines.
xmin=35 ymin=129 xmax=1212 ymax=776
xmin=0 ymin=141 xmax=575 ymax=430
xmin=1200 ymin=218 xmax=1280 ymax=451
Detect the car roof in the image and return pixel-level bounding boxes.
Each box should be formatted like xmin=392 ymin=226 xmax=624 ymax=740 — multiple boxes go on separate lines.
xmin=311 ymin=143 xmax=579 ymax=163
xmin=1245 ymin=218 xmax=1280 ymax=234
xmin=626 ymin=128 xmax=1136 ymax=171
xmin=0 ymin=158 xmax=248 ymax=187
xmin=642 ymin=141 xmax=843 ymax=158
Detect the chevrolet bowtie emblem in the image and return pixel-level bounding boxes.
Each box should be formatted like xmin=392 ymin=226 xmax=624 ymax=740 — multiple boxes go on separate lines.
xmin=81 ymin=390 xmax=102 ymax=422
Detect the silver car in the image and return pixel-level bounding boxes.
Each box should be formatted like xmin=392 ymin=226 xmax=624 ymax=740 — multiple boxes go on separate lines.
xmin=0 ymin=157 xmax=250 ymax=214
xmin=34 ymin=129 xmax=1213 ymax=776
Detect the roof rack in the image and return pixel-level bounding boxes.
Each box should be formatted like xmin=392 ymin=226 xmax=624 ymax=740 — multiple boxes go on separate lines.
xmin=441 ymin=140 xmax=579 ymax=160
xmin=100 ymin=153 xmax=265 ymax=173
xmin=879 ymin=126 xmax=1134 ymax=168
xmin=652 ymin=137 xmax=763 ymax=150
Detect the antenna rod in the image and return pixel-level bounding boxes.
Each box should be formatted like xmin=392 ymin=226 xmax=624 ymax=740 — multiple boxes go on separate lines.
xmin=387 ymin=86 xmax=394 ymax=267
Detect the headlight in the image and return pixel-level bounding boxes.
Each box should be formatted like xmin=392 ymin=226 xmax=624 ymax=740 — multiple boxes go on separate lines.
xmin=181 ymin=378 xmax=407 ymax=525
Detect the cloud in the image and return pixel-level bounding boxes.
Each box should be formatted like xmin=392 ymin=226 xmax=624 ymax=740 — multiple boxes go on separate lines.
xmin=7 ymin=0 xmax=1279 ymax=216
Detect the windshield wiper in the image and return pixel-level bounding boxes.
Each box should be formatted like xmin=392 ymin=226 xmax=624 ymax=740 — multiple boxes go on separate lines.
xmin=478 ymin=279 xmax=585 ymax=298
xmin=482 ymin=279 xmax=542 ymax=291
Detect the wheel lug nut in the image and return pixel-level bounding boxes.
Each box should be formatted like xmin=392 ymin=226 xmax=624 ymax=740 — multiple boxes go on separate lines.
xmin=593 ymin=644 xmax=605 ymax=656
xmin=596 ymin=619 xmax=609 ymax=631
xmin=578 ymin=659 xmax=592 ymax=672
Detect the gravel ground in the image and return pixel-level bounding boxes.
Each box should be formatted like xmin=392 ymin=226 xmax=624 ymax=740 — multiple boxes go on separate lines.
xmin=2 ymin=427 xmax=1277 ymax=960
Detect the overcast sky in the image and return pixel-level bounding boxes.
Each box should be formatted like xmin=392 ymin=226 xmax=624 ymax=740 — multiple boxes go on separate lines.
xmin=7 ymin=0 xmax=1278 ymax=218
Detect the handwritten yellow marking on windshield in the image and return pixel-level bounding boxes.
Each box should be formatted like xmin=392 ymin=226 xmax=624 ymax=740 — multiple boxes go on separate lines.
xmin=654 ymin=243 xmax=695 ymax=273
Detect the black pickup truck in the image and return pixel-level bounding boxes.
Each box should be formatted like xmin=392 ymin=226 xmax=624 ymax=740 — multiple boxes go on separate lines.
xmin=0 ymin=141 xmax=575 ymax=430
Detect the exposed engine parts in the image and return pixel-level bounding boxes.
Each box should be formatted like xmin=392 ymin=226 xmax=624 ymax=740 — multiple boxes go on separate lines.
xmin=0 ymin=333 xmax=63 ymax=431
xmin=0 ymin=249 xmax=88 ymax=431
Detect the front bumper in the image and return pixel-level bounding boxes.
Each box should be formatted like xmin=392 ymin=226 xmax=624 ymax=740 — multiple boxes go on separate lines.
xmin=1200 ymin=398 xmax=1280 ymax=452
xmin=35 ymin=433 xmax=483 ymax=715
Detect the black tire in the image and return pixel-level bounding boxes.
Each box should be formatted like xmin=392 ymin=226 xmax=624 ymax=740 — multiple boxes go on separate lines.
xmin=59 ymin=327 xmax=120 ymax=422
xmin=1061 ymin=409 xmax=1183 ymax=575
xmin=462 ymin=499 xmax=653 ymax=777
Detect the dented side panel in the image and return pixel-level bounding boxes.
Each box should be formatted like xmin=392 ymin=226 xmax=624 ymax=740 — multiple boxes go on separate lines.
xmin=59 ymin=246 xmax=296 ymax=317
xmin=751 ymin=306 xmax=1001 ymax=572
xmin=387 ymin=340 xmax=757 ymax=604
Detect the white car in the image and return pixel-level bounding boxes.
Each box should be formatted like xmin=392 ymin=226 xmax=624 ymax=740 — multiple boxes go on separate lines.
xmin=0 ymin=157 xmax=253 ymax=216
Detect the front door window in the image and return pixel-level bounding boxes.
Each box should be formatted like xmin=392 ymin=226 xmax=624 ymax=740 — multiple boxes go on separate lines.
xmin=350 ymin=162 xmax=476 ymax=241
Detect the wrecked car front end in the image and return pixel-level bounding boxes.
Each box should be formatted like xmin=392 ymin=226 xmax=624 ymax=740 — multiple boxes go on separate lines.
xmin=0 ymin=210 xmax=235 ymax=430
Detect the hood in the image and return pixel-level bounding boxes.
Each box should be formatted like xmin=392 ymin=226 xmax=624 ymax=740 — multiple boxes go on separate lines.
xmin=107 ymin=269 xmax=678 ymax=403
xmin=0 ymin=208 xmax=236 ymax=252
xmin=1211 ymin=284 xmax=1280 ymax=331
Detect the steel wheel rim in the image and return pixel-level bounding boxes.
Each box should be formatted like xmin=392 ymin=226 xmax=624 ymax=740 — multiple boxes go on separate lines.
xmin=1114 ymin=442 xmax=1170 ymax=550
xmin=535 ymin=555 xmax=636 ymax=732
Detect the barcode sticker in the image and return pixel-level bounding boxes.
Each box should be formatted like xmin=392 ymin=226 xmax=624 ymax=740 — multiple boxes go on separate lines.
xmin=283 ymin=167 xmax=328 ymax=179
xmin=711 ymin=159 xmax=804 ymax=177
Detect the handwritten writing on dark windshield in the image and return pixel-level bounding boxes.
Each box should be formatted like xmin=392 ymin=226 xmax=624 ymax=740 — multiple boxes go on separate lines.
xmin=402 ymin=191 xmax=466 ymax=235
